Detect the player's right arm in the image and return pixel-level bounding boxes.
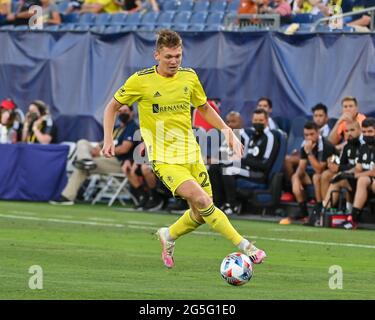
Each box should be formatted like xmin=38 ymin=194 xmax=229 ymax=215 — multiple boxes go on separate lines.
xmin=102 ymin=98 xmax=122 ymax=158
xmin=102 ymin=73 xmax=141 ymax=157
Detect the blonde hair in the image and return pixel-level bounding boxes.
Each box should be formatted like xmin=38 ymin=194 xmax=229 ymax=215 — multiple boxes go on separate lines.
xmin=156 ymin=29 xmax=182 ymax=51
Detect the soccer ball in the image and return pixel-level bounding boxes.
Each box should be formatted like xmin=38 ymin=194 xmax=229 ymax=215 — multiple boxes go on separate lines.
xmin=220 ymin=252 xmax=253 ymax=286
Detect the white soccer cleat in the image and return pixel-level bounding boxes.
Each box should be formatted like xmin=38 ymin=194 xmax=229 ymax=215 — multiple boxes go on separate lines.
xmin=156 ymin=227 xmax=175 ymax=268
xmin=243 ymin=242 xmax=267 ymax=264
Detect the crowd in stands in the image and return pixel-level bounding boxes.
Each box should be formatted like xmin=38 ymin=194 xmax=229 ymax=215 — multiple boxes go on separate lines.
xmin=1 ymin=94 xmax=374 ymax=228
xmin=0 ymin=0 xmax=374 ymax=31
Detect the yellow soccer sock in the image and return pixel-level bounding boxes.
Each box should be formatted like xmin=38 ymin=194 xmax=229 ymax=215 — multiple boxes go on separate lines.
xmin=169 ymin=209 xmax=203 ymax=240
xmin=199 ymin=204 xmax=243 ymax=246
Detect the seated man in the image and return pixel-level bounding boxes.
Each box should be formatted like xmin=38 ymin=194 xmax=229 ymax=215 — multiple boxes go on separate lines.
xmin=282 ymin=103 xmax=331 ymax=201
xmin=346 ymin=0 xmax=375 ymax=30
xmin=256 ymin=96 xmax=278 ymax=130
xmin=22 ymin=100 xmax=57 ymax=144
xmin=80 ymin=0 xmax=121 ymax=13
xmin=51 ymin=106 xmax=138 ymax=205
xmin=312 ymin=120 xmax=364 ymax=226
xmin=124 ymin=142 xmax=165 ymax=211
xmin=210 ymin=109 xmax=279 ymax=215
xmin=209 ymin=110 xmax=247 ymax=211
xmin=280 ymin=121 xmax=336 ymax=224
xmin=346 ymin=118 xmax=375 ymax=229
xmin=328 ymin=96 xmax=366 ymax=151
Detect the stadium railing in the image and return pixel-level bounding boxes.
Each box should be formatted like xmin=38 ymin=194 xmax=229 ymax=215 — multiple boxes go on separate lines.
xmin=310 ymin=6 xmax=375 ymax=32
xmin=223 ymin=13 xmax=281 ymax=31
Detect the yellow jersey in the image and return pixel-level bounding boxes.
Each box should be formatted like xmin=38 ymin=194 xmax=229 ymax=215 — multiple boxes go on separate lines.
xmin=114 ymin=66 xmax=207 ymax=164
xmin=84 ymin=0 xmax=120 ymax=13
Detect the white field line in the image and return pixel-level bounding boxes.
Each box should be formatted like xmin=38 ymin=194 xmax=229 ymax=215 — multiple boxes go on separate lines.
xmin=8 ymin=210 xmax=37 ymax=216
xmin=88 ymin=217 xmax=116 ymax=222
xmin=1 ymin=214 xmax=375 ymax=250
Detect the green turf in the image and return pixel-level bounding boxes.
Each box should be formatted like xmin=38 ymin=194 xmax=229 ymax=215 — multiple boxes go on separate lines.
xmin=0 ymin=201 xmax=374 ymax=300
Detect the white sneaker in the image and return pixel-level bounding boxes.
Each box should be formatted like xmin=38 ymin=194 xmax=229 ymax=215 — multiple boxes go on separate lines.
xmin=243 ymin=242 xmax=267 ymax=264
xmin=156 ymin=227 xmax=175 ymax=268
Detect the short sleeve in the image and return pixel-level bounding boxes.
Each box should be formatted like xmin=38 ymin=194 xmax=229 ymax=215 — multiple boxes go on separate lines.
xmin=114 ymin=73 xmax=141 ymax=106
xmin=300 ymin=146 xmax=307 ymax=159
xmin=191 ymin=72 xmax=207 ymax=108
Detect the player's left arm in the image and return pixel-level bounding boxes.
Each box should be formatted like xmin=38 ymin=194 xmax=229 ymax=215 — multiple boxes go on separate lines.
xmin=197 ymin=102 xmax=244 ymax=159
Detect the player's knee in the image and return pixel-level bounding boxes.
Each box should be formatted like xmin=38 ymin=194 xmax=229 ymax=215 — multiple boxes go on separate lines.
xmin=312 ymin=174 xmax=321 ymax=184
xmin=193 ymin=194 xmax=212 ymax=210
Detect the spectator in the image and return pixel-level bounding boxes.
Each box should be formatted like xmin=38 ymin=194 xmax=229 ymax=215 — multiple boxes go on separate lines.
xmin=315 ymin=121 xmax=364 ymax=226
xmin=210 ymin=109 xmax=279 ymax=215
xmin=346 ymin=118 xmax=375 ymax=229
xmin=259 ymin=0 xmax=292 ymax=16
xmin=80 ymin=0 xmax=121 ymax=13
xmin=328 ymin=96 xmax=366 ymax=151
xmin=0 ymin=99 xmax=22 ymax=143
xmin=209 ymin=111 xmax=247 ymax=210
xmin=282 ymin=103 xmax=331 ymax=201
xmin=293 ymin=0 xmax=328 ymax=15
xmin=40 ymin=0 xmax=61 ymax=25
xmin=346 ymin=0 xmax=375 ymax=30
xmin=256 ymin=96 xmax=278 ymax=130
xmin=22 ymin=100 xmax=57 ymax=144
xmin=114 ymin=0 xmax=142 ymax=12
xmin=6 ymin=0 xmax=41 ymax=25
xmin=50 ymin=106 xmax=138 ymax=205
xmin=0 ymin=0 xmax=11 ymax=16
xmin=279 ymin=121 xmax=336 ymax=225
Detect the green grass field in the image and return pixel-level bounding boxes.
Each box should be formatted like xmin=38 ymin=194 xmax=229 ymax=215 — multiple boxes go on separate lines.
xmin=0 ymin=201 xmax=374 ymax=300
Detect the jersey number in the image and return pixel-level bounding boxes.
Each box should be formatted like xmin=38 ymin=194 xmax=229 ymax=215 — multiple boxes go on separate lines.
xmin=199 ymin=172 xmax=210 ymax=188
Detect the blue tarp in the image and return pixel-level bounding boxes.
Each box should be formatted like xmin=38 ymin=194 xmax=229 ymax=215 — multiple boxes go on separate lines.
xmin=0 ymin=143 xmax=68 ymax=201
xmin=1 ymin=31 xmax=375 ymax=142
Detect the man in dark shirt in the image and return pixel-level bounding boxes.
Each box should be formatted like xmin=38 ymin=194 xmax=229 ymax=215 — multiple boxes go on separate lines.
xmin=346 ymin=0 xmax=375 ymax=29
xmin=313 ymin=121 xmax=364 ymax=226
xmin=280 ymin=121 xmax=336 ymax=224
xmin=210 ymin=109 xmax=279 ymax=215
xmin=347 ymin=118 xmax=375 ymax=229
xmin=51 ymin=106 xmax=138 ymax=205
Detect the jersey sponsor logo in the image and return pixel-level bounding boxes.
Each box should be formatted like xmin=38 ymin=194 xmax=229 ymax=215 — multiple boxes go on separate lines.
xmin=153 ymin=91 xmax=162 ymax=98
xmin=183 ymin=86 xmax=189 ymax=94
xmin=152 ymin=103 xmax=190 ymax=113
xmin=118 ymin=88 xmax=126 ymax=96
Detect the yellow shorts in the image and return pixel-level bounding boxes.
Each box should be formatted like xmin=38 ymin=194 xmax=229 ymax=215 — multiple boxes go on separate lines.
xmin=151 ymin=161 xmax=213 ymax=197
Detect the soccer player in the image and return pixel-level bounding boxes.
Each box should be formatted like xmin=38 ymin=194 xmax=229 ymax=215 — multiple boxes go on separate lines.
xmin=101 ymin=29 xmax=266 ymax=268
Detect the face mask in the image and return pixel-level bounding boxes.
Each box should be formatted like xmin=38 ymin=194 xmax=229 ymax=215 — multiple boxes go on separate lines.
xmin=253 ymin=123 xmax=264 ymax=134
xmin=118 ymin=113 xmax=130 ymax=124
xmin=363 ymin=136 xmax=375 ymax=145
xmin=348 ymin=137 xmax=360 ymax=145
xmin=29 ymin=112 xmax=39 ymax=122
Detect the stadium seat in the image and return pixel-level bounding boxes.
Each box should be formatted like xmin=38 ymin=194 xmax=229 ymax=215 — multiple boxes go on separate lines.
xmin=79 ymin=12 xmax=96 ymax=26
xmin=190 ymin=11 xmax=208 ymax=27
xmin=226 ymin=0 xmax=240 ymax=13
xmin=286 ymin=115 xmax=309 ymax=155
xmin=205 ymin=24 xmax=223 ymax=31
xmin=273 ymin=116 xmax=291 ymax=135
xmin=90 ymin=25 xmax=106 ymax=33
xmin=178 ymin=0 xmax=194 ymax=11
xmin=139 ymin=11 xmax=159 ymax=28
xmin=156 ymin=11 xmax=175 ymax=27
xmin=104 ymin=25 xmax=123 ymax=34
xmin=75 ymin=24 xmax=91 ymax=31
xmin=125 ymin=12 xmax=142 ymax=27
xmin=162 ymin=0 xmax=180 ymax=11
xmin=111 ymin=13 xmax=129 ymax=26
xmin=44 ymin=25 xmax=61 ymax=31
xmin=58 ymin=23 xmax=77 ymax=31
xmin=95 ymin=13 xmax=112 ymax=26
xmin=173 ymin=11 xmax=192 ymax=30
xmin=194 ymin=0 xmax=210 ymax=12
xmin=210 ymin=0 xmax=227 ymax=12
xmin=206 ymin=11 xmax=224 ymax=26
xmin=290 ymin=13 xmax=318 ymax=24
xmin=61 ymin=12 xmax=80 ymax=24
xmin=188 ymin=24 xmax=206 ymax=31
xmin=236 ymin=129 xmax=288 ymax=215
xmin=57 ymin=0 xmax=69 ymax=13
